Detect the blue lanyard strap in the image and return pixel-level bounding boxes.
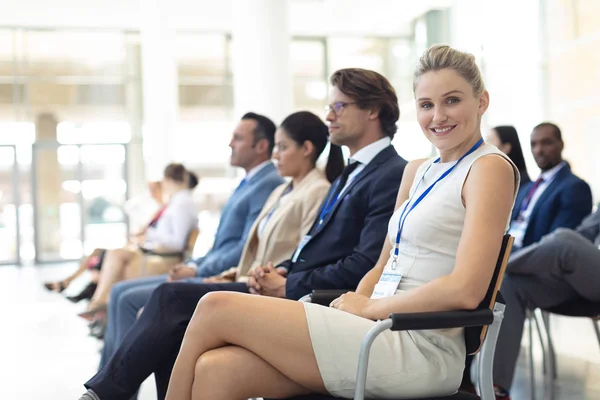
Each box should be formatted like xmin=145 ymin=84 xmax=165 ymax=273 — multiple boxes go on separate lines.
xmin=264 ymin=184 xmax=293 ymax=223
xmin=317 ymin=162 xmax=360 ymax=227
xmin=319 ymin=180 xmax=343 ymax=224
xmin=391 ymin=138 xmax=484 ymax=269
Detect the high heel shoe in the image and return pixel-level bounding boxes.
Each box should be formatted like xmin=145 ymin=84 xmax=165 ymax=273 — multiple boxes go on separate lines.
xmin=43 ymin=281 xmax=68 ymax=293
xmin=67 ymin=282 xmax=97 ymax=303
xmin=78 ymin=302 xmax=107 ymax=322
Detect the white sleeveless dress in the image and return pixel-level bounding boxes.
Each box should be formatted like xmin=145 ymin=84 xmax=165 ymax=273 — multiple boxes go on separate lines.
xmin=303 ymin=143 xmax=518 ymax=399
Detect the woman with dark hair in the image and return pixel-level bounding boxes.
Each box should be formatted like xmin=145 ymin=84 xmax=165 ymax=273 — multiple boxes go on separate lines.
xmin=203 ymin=111 xmax=341 ymax=284
xmin=487 ymin=125 xmax=531 ymax=186
xmin=79 ymin=163 xmax=198 ymax=318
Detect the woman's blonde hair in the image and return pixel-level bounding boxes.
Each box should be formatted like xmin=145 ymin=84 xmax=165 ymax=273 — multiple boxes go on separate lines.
xmin=413 ymin=45 xmax=485 ymax=96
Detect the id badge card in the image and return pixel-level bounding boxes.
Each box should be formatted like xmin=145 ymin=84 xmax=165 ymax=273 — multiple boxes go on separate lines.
xmin=371 ymin=272 xmax=403 ymax=299
xmin=291 ymin=235 xmax=312 ymax=262
xmin=508 ymin=219 xmax=526 ymax=248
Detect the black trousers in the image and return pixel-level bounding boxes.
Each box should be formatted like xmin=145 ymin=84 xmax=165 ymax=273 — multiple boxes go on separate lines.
xmin=85 ymin=281 xmax=250 ymax=400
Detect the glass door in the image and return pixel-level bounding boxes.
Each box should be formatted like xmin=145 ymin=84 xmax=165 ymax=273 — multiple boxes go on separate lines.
xmin=32 ymin=142 xmax=129 ymax=262
xmin=80 ymin=143 xmax=129 ymax=254
xmin=32 ymin=142 xmax=83 ymax=262
xmin=0 ymin=145 xmax=20 ymax=265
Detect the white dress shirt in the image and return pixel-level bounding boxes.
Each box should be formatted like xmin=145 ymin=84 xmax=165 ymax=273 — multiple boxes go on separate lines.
xmin=245 ymin=160 xmax=272 ymax=181
xmin=145 ymin=189 xmax=198 ymax=251
xmin=340 ymin=137 xmax=392 ymax=194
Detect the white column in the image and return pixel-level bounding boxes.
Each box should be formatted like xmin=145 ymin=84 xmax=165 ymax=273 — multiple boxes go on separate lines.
xmin=231 ymin=0 xmax=292 ymax=124
xmin=139 ymin=0 xmax=179 ymax=180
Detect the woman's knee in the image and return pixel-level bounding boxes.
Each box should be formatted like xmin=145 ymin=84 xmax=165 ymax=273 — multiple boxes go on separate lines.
xmin=195 ymin=291 xmax=234 ymax=314
xmin=194 ymin=349 xmax=233 ymax=386
xmin=189 ymin=292 xmax=236 ymax=330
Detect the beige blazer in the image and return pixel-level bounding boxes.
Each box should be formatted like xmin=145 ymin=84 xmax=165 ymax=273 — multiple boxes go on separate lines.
xmin=234 ymin=168 xmax=330 ymax=280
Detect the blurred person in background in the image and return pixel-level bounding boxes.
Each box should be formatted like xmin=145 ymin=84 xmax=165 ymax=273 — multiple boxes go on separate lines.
xmin=486 ymin=125 xmax=531 ymax=186
xmin=507 ymin=122 xmax=592 ymax=253
xmin=42 ymin=181 xmax=165 ymax=300
xmin=78 ymin=163 xmax=198 ymax=319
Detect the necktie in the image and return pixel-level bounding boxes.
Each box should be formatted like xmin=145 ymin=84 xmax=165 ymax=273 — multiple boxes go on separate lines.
xmin=309 ymin=160 xmax=361 ymax=235
xmin=147 ymin=206 xmax=167 ymax=228
xmin=329 ymin=160 xmax=361 ymax=203
xmin=520 ymin=177 xmax=545 ymax=212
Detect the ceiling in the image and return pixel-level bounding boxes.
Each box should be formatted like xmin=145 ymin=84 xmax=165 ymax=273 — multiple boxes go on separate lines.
xmin=0 ymin=0 xmax=452 ymax=36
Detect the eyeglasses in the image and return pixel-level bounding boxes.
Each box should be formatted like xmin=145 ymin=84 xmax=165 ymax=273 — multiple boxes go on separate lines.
xmin=324 ymin=102 xmax=356 ymax=116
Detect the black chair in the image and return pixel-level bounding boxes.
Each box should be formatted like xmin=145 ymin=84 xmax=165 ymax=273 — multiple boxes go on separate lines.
xmin=268 ymin=235 xmax=514 ymax=400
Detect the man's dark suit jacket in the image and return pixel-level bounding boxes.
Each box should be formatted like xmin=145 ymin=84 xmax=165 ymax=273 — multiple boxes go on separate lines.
xmin=511 ymin=164 xmax=592 ymax=249
xmin=281 ymin=145 xmax=407 ymax=300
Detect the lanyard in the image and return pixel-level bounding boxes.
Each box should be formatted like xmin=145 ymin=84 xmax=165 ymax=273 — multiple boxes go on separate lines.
xmin=263 ymin=184 xmax=293 ymax=225
xmin=391 ymin=138 xmax=484 ymax=270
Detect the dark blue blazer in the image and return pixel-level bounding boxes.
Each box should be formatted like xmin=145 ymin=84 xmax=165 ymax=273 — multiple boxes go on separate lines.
xmin=511 ymin=164 xmax=592 ymax=249
xmin=282 ymin=145 xmax=407 ymax=300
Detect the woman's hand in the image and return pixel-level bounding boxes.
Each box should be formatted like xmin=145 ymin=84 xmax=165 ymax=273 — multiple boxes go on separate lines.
xmin=330 ymin=292 xmax=376 ymax=320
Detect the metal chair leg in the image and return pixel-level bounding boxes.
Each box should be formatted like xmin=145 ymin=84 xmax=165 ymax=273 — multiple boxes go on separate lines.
xmin=532 ymin=309 xmax=548 ymax=376
xmin=540 ymin=311 xmax=557 ymax=380
xmin=527 ymin=310 xmax=536 ymax=400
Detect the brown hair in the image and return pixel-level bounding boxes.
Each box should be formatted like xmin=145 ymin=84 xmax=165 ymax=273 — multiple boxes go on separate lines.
xmin=413 ymin=45 xmax=485 ymax=96
xmin=163 ymin=163 xmax=186 ymax=183
xmin=330 ymin=68 xmax=400 ymax=139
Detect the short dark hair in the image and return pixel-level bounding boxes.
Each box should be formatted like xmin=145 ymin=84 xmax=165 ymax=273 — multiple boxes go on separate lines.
xmin=163 ymin=163 xmax=186 ymax=183
xmin=533 ymin=122 xmax=562 ymax=142
xmin=330 ymin=68 xmax=400 ymax=139
xmin=280 ymin=111 xmax=344 ymax=183
xmin=242 ymin=112 xmax=276 ymax=156
xmin=187 ymin=171 xmax=199 ymax=189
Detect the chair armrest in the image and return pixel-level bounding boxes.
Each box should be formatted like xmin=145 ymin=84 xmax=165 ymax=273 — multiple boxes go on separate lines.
xmin=389 ymin=308 xmax=494 ymax=331
xmin=310 ymin=290 xmax=350 ymax=306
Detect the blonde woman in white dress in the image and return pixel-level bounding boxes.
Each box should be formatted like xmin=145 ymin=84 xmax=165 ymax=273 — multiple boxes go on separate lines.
xmin=164 ymin=45 xmax=519 ymax=400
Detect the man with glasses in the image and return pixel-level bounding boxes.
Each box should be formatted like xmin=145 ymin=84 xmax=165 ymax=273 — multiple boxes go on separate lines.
xmin=79 ymin=69 xmax=407 ymax=400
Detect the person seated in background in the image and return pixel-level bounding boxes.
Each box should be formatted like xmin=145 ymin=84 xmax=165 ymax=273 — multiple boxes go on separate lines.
xmin=78 ymin=67 xmax=407 ymax=400
xmin=93 ymin=110 xmax=341 ymax=382
xmin=507 ymin=122 xmax=592 ymax=254
xmin=486 ymin=125 xmax=531 ymax=186
xmin=490 ymin=206 xmax=600 ymax=398
xmin=42 ymin=181 xmax=165 ymax=301
xmin=78 ymin=163 xmax=199 ymax=319
xmin=125 ymin=181 xmax=164 ymax=235
xmin=163 ymin=44 xmax=519 ymax=400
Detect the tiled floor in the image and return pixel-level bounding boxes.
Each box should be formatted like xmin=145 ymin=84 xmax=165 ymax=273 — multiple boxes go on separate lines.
xmin=1 ymin=263 xmax=599 ymax=400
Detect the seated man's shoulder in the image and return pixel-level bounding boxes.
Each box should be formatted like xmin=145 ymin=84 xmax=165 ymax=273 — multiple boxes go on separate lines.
xmin=566 ymin=172 xmax=591 ymax=189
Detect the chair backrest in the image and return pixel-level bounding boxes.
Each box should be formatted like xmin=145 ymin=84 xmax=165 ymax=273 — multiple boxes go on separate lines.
xmin=465 ymin=234 xmax=514 ymax=354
